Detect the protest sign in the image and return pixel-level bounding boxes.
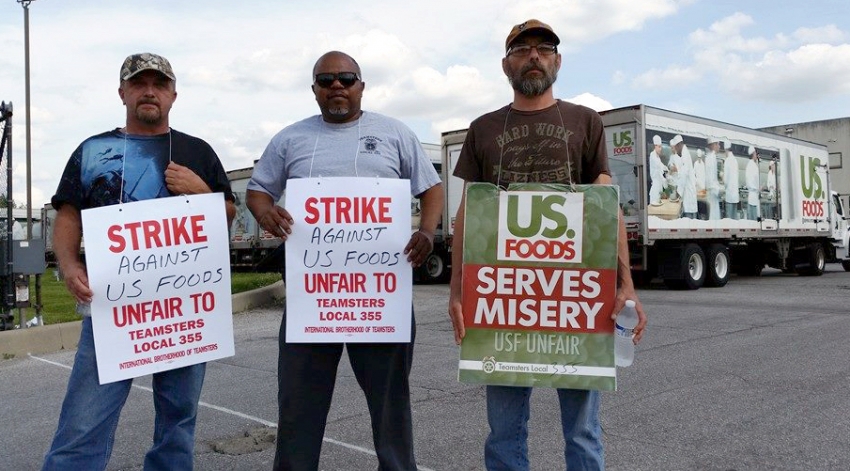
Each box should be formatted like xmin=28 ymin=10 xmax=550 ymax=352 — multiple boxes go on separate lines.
xmin=82 ymin=193 xmax=234 ymax=384
xmin=284 ymin=177 xmax=413 ymax=343
xmin=458 ymin=183 xmax=620 ymax=391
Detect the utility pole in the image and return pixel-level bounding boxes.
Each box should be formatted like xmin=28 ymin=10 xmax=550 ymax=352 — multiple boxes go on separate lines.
xmin=18 ymin=0 xmax=36 ymax=237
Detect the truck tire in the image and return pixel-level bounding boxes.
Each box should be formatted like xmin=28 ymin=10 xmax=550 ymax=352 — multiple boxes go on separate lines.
xmin=415 ymin=252 xmax=448 ymax=284
xmin=797 ymin=243 xmax=825 ymax=276
xmin=704 ymin=243 xmax=730 ymax=287
xmin=663 ymin=243 xmax=705 ymax=290
xmin=843 ymin=260 xmax=850 ymax=272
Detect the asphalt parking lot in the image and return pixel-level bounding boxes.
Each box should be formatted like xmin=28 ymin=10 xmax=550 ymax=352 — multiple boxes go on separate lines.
xmin=3 ymin=265 xmax=850 ymax=470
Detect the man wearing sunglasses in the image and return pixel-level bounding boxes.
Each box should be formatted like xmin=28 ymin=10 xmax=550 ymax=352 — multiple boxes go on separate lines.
xmin=246 ymin=51 xmax=443 ymax=471
xmin=447 ymin=20 xmax=647 ymax=470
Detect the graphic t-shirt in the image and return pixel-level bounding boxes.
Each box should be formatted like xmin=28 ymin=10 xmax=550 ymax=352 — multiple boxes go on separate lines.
xmin=453 ymin=100 xmax=609 ymax=186
xmin=53 ymin=129 xmax=233 ymax=211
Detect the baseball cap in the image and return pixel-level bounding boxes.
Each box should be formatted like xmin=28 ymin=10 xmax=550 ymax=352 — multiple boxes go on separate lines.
xmin=120 ymin=53 xmax=175 ymax=81
xmin=505 ymin=19 xmax=561 ymax=50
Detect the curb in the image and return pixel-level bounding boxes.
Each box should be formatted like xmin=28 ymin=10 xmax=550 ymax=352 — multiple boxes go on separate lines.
xmin=0 ymin=281 xmax=286 ymax=360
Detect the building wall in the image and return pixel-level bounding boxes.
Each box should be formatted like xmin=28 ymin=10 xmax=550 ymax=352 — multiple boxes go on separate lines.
xmin=759 ymin=118 xmax=850 ymax=209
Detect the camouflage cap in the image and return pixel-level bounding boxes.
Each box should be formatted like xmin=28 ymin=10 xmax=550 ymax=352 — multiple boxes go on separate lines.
xmin=120 ymin=53 xmax=175 ymax=81
xmin=505 ymin=19 xmax=561 ymax=50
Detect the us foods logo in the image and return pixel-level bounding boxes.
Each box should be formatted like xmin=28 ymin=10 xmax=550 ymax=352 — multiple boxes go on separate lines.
xmin=497 ymin=191 xmax=584 ymax=262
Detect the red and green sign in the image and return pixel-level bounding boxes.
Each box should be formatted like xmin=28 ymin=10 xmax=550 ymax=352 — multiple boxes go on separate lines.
xmin=458 ymin=182 xmax=619 ymax=390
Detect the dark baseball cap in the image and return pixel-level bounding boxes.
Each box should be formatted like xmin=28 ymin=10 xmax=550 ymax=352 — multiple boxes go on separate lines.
xmin=505 ymin=19 xmax=561 ymax=51
xmin=120 ymin=53 xmax=176 ymax=81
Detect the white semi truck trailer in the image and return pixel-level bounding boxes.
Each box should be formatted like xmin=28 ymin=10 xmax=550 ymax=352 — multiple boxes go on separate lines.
xmin=441 ymin=104 xmax=850 ymax=290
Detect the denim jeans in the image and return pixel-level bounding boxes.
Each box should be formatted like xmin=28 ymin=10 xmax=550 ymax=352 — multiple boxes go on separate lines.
xmin=484 ymin=386 xmax=603 ymax=471
xmin=42 ymin=317 xmax=206 ymax=471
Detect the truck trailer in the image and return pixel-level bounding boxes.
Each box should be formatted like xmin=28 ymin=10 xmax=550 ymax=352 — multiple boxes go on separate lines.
xmin=441 ymin=104 xmax=850 ymax=290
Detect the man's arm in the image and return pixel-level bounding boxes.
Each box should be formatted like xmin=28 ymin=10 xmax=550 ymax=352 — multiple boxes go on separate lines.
xmin=404 ymin=183 xmax=444 ymax=267
xmin=225 ymin=200 xmax=237 ymax=227
xmin=53 ymin=205 xmax=92 ymax=304
xmin=593 ymin=173 xmax=646 ymax=344
xmin=246 ymin=189 xmax=293 ymax=240
xmin=447 ymin=189 xmax=467 ymax=345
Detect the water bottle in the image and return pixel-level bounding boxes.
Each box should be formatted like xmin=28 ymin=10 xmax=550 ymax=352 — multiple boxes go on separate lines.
xmin=615 ymin=300 xmax=638 ymax=367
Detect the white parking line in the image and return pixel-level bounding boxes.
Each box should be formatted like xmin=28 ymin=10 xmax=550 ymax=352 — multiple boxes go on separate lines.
xmin=29 ymin=354 xmax=437 ymax=471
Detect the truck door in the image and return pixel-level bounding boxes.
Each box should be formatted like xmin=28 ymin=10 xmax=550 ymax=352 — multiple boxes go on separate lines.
xmin=831 ymin=192 xmax=848 ymax=246
xmin=442 ymin=135 xmax=466 ymax=240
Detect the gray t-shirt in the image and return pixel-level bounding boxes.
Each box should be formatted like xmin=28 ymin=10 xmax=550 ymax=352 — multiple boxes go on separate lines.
xmin=248 ymin=111 xmax=440 ymax=200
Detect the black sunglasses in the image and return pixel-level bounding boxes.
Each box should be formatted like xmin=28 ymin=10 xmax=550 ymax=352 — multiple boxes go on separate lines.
xmin=315 ymin=72 xmax=360 ymax=88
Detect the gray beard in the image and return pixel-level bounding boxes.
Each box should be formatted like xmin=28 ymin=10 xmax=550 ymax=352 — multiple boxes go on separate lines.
xmin=510 ymin=74 xmax=556 ymax=97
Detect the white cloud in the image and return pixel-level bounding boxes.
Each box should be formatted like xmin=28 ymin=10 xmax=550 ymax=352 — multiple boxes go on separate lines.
xmin=501 ymin=0 xmax=691 ymax=51
xmin=567 ymin=93 xmax=614 ymax=112
xmin=792 ymin=25 xmax=845 ymax=44
xmin=632 ymin=66 xmax=695 ymax=90
xmin=631 ymin=12 xmax=850 ymax=104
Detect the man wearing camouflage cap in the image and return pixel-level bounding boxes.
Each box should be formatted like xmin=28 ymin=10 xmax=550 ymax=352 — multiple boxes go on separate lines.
xmin=41 ymin=53 xmax=235 ymax=470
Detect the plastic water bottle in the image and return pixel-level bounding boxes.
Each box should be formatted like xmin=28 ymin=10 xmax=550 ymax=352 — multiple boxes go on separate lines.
xmin=615 ymin=300 xmax=638 ymax=367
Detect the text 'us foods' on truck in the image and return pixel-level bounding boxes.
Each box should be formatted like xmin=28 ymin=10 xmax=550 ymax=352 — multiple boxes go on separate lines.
xmin=441 ymin=104 xmax=850 ymax=290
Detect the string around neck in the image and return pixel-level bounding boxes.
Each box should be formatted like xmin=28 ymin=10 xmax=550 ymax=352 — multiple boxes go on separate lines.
xmin=308 ymin=114 xmax=362 ymax=179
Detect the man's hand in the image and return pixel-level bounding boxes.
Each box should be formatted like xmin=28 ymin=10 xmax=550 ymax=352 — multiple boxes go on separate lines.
xmin=611 ymin=286 xmax=647 ymax=344
xmin=404 ymin=230 xmax=434 ymax=267
xmin=165 ymin=162 xmax=211 ymax=195
xmin=61 ymin=261 xmax=92 ymax=305
xmin=448 ymin=295 xmax=465 ymax=345
xmin=257 ymin=205 xmax=294 ymax=241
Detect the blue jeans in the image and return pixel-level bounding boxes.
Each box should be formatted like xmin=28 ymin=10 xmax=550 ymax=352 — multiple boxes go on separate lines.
xmin=485 ymin=386 xmax=603 ymax=471
xmin=42 ymin=317 xmax=206 ymax=471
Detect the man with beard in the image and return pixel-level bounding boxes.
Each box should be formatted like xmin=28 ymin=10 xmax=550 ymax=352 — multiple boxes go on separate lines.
xmin=246 ymin=51 xmax=443 ymax=471
xmin=42 ymin=53 xmax=235 ymax=470
xmin=448 ymin=20 xmax=647 ymax=470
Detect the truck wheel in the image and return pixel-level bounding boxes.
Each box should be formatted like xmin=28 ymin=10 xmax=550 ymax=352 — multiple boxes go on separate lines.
xmin=415 ymin=252 xmax=447 ymax=284
xmin=704 ymin=243 xmax=730 ymax=287
xmin=664 ymin=243 xmax=705 ymax=290
xmin=842 ymin=260 xmax=850 ymax=272
xmin=797 ymin=243 xmax=825 ymax=276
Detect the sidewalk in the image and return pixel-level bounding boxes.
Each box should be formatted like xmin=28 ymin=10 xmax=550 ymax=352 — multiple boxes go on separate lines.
xmin=0 ymin=280 xmax=285 ymax=359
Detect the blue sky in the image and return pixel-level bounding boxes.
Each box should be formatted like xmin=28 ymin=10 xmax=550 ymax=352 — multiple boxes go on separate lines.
xmin=1 ymin=0 xmax=849 ymax=208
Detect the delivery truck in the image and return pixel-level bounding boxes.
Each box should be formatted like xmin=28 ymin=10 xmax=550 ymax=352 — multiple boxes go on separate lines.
xmin=441 ymin=104 xmax=850 ymax=290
